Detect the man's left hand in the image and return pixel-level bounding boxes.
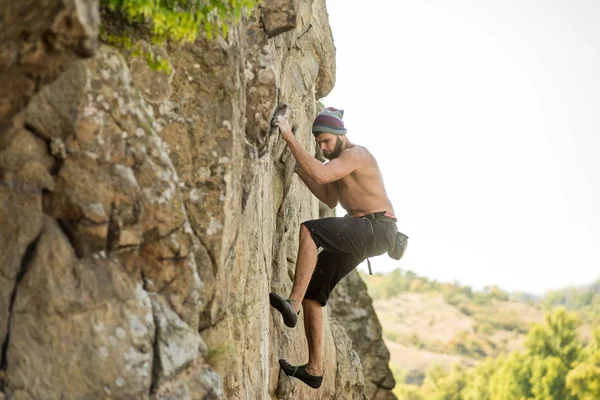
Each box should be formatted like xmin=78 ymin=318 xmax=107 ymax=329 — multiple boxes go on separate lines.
xmin=275 ymin=116 xmax=294 ymax=141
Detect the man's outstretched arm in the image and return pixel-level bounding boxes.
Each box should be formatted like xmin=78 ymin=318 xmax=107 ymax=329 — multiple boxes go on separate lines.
xmin=295 ymin=166 xmax=338 ymax=208
xmin=275 ymin=116 xmax=358 ymax=185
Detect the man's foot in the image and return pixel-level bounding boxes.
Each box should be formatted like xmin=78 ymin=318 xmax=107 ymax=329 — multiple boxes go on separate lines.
xmin=279 ymin=359 xmax=323 ymax=389
xmin=269 ymin=292 xmax=299 ymax=328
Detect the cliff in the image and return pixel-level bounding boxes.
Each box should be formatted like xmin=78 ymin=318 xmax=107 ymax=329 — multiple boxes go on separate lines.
xmin=0 ymin=0 xmax=395 ymax=398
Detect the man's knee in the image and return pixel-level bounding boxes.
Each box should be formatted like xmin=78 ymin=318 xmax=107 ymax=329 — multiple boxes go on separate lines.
xmin=302 ymin=298 xmax=322 ymax=308
xmin=300 ymin=224 xmax=315 ymax=245
xmin=300 ymin=223 xmax=310 ymax=237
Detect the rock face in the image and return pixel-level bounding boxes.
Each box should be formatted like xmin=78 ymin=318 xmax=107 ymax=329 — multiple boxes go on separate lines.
xmin=1 ymin=46 xmax=214 ymax=399
xmin=0 ymin=0 xmax=396 ymax=399
xmin=0 ymin=0 xmax=100 ymax=131
xmin=331 ymin=272 xmax=398 ymax=400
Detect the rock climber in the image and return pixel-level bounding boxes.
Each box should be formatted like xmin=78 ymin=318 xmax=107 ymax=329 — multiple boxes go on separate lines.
xmin=270 ymin=107 xmax=408 ymax=389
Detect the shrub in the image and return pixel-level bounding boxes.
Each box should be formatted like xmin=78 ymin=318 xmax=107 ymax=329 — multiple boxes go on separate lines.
xmin=100 ymin=0 xmax=259 ymax=71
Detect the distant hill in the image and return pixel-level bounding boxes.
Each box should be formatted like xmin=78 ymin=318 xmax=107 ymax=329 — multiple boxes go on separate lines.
xmin=540 ymin=281 xmax=600 ymax=326
xmin=361 ymin=269 xmax=599 ymax=391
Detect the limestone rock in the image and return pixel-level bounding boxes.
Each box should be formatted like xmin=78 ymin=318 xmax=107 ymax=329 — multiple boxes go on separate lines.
xmin=6 ymin=217 xmax=155 ymax=399
xmin=150 ymin=295 xmax=204 ymax=385
xmin=151 ymin=360 xmax=224 ymax=400
xmin=0 ymin=0 xmax=100 ymax=130
xmin=23 ymin=60 xmax=88 ymax=141
xmin=1 ymin=46 xmax=214 ymax=399
xmin=37 ymin=46 xmax=204 ymax=329
xmin=330 ymin=318 xmax=368 ymax=400
xmin=0 ymin=122 xmax=48 ymax=368
xmin=330 ymin=271 xmax=398 ymax=400
xmin=261 ymin=0 xmax=298 ymax=38
xmin=309 ymin=0 xmax=337 ymax=99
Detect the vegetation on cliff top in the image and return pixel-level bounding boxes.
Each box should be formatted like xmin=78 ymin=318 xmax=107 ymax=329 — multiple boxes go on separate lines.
xmin=101 ymin=0 xmax=257 ymax=41
xmin=100 ymin=0 xmax=259 ymax=72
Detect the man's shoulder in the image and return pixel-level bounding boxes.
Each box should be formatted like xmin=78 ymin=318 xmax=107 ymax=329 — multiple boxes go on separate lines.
xmin=338 ymin=146 xmax=378 ymax=178
xmin=343 ymin=146 xmax=377 ymax=167
xmin=342 ymin=145 xmax=370 ymax=158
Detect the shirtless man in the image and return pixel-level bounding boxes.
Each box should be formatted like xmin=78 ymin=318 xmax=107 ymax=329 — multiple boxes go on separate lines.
xmin=269 ymin=107 xmax=406 ymax=389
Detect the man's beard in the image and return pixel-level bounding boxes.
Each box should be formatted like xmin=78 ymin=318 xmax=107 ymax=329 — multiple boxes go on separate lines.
xmin=324 ymin=136 xmax=343 ymax=160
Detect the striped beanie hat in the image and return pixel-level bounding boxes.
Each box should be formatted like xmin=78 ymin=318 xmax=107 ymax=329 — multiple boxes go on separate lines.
xmin=312 ymin=107 xmax=347 ymax=136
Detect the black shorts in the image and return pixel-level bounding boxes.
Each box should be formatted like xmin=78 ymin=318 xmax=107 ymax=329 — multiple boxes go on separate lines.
xmin=302 ymin=212 xmax=397 ymax=306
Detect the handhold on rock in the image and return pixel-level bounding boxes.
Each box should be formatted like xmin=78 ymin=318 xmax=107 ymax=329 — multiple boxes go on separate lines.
xmin=275 ymin=366 xmax=296 ymax=398
xmin=269 ymin=103 xmax=294 ymax=136
xmin=258 ymin=103 xmax=295 ymax=159
xmin=271 ymin=103 xmax=297 ymax=186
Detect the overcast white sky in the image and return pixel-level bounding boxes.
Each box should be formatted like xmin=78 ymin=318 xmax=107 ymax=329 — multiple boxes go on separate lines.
xmin=323 ymin=0 xmax=600 ymax=293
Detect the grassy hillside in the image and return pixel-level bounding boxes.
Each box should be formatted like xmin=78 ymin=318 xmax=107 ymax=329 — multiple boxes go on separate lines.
xmin=361 ymin=269 xmax=600 ymax=398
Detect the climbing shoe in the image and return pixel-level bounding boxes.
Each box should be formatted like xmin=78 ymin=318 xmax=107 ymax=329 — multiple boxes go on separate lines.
xmin=279 ymin=359 xmax=323 ymax=389
xmin=269 ymin=292 xmax=299 ymax=328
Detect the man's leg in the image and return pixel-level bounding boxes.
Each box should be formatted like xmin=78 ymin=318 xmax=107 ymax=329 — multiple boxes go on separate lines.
xmin=278 ymin=249 xmax=362 ymax=387
xmin=287 ymin=224 xmax=318 ymax=312
xmin=302 ymin=298 xmax=324 ymax=376
xmin=270 ymin=217 xmax=365 ymax=327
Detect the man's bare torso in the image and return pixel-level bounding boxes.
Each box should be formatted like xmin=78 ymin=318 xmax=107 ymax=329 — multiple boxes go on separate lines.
xmin=332 ymin=145 xmax=395 ymax=217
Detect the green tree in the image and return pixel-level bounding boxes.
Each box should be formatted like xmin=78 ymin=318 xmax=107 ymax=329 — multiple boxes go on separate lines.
xmin=421 ymin=364 xmax=467 ymax=400
xmin=565 ymin=328 xmax=600 ymax=399
xmin=591 ymin=327 xmax=600 ymax=353
xmin=391 ymin=364 xmax=423 ymax=400
xmin=489 ymin=352 xmax=533 ymax=400
xmin=530 ymin=356 xmax=573 ymax=400
xmin=565 ymin=356 xmax=600 ymax=400
xmin=461 ymin=357 xmax=498 ymax=400
xmin=393 ymin=383 xmax=423 ymax=400
xmin=525 ymin=308 xmax=581 ymax=367
xmin=521 ymin=309 xmax=582 ymax=399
